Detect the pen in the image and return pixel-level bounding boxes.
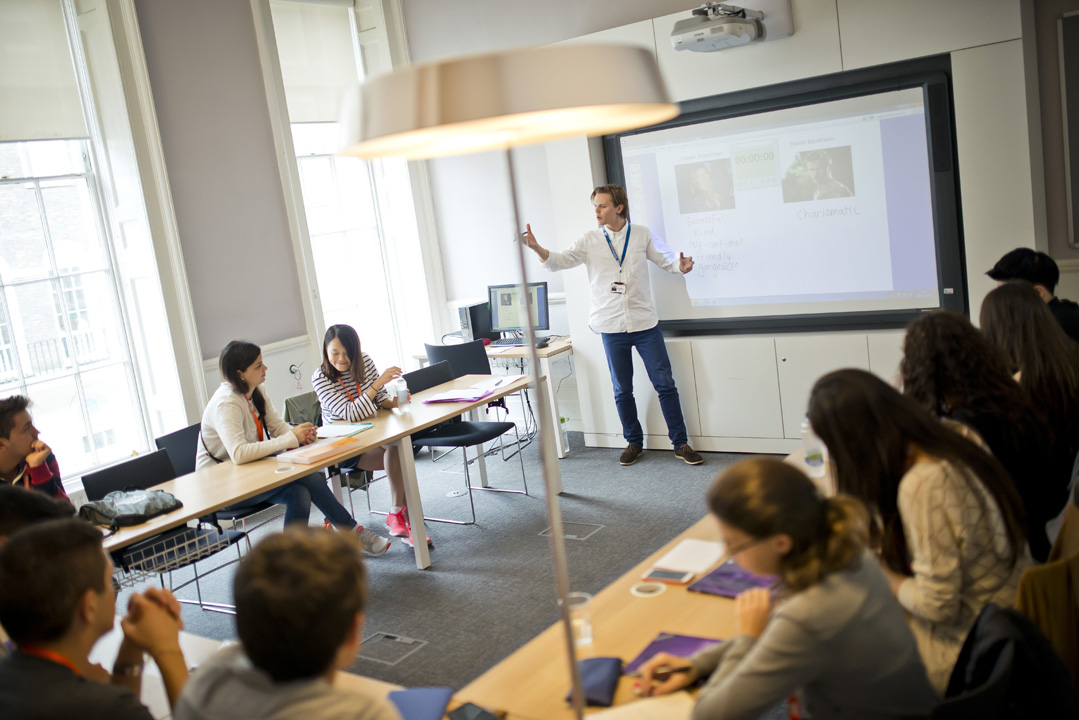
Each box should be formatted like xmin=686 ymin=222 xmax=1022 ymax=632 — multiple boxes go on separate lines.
xmin=494 ymin=378 xmax=504 ymax=387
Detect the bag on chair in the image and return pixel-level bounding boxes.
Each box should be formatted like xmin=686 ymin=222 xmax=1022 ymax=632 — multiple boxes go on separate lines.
xmin=78 ymin=489 xmax=184 ymax=533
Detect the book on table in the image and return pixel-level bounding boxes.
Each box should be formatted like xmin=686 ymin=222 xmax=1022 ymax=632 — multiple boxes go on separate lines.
xmin=277 ymin=435 xmax=366 ymax=464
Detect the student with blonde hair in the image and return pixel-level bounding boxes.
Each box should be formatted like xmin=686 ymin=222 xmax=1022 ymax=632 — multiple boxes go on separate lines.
xmin=640 ymin=458 xmax=936 ymax=720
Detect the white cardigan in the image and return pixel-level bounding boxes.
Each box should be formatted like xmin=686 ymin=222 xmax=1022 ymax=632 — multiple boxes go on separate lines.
xmin=196 ymin=383 xmax=299 ymax=470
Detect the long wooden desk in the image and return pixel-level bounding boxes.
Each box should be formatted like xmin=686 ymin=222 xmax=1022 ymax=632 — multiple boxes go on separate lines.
xmin=415 ymin=337 xmax=573 ymax=458
xmin=103 ymin=375 xmax=559 ymax=570
xmin=455 ymin=514 xmax=733 ymax=719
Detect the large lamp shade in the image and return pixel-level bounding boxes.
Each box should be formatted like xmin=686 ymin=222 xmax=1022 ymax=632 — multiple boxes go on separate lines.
xmin=338 ymin=44 xmax=679 ymax=159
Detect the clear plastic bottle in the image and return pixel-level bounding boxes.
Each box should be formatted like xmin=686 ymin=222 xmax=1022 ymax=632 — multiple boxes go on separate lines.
xmin=800 ymin=416 xmax=825 ymax=479
xmin=394 ymin=377 xmax=411 ymax=413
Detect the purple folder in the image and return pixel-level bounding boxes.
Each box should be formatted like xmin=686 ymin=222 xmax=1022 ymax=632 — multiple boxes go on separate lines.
xmin=623 ymin=632 xmax=723 ymax=676
xmin=688 ymin=561 xmax=778 ymax=598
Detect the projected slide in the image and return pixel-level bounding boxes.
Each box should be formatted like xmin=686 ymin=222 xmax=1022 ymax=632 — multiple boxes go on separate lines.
xmin=619 ymin=88 xmax=940 ymax=321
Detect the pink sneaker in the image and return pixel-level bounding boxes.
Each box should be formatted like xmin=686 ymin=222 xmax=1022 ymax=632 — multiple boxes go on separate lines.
xmin=386 ymin=509 xmax=409 ymax=538
xmin=402 ymin=520 xmax=433 ymax=549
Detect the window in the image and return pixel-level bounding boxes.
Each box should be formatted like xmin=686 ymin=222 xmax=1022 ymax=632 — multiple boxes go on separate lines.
xmin=0 ymin=139 xmax=147 ymax=476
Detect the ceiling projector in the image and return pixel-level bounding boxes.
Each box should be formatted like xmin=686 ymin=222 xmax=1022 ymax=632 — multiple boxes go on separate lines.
xmin=671 ymin=3 xmax=765 ymax=52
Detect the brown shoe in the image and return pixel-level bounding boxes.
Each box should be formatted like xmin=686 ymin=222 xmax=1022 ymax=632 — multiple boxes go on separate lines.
xmin=675 ymin=444 xmax=704 ymax=465
xmin=619 ymin=444 xmax=644 ymax=466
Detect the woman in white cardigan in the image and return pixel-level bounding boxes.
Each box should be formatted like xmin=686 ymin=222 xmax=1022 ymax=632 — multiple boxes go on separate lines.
xmin=196 ymin=340 xmax=390 ymax=556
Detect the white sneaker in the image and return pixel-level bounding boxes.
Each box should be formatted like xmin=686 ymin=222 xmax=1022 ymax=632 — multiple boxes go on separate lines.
xmin=355 ymin=526 xmax=391 ymax=557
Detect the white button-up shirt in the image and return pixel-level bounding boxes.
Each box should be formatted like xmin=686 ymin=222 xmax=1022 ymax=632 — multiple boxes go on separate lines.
xmin=542 ymin=223 xmax=680 ymax=334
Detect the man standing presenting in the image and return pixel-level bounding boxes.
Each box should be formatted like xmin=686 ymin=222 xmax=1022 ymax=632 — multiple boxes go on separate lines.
xmin=523 ymin=185 xmax=703 ymax=466
xmin=986 ymin=247 xmax=1079 ymax=342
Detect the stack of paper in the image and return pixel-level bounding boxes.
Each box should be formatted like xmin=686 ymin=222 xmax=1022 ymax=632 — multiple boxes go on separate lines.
xmin=652 ymin=539 xmax=725 ymax=574
xmin=470 ymin=374 xmax=525 ymax=392
xmin=423 ymin=388 xmax=493 ymax=404
xmin=277 ymin=435 xmax=364 ymax=464
xmin=316 ymin=423 xmax=373 ymax=439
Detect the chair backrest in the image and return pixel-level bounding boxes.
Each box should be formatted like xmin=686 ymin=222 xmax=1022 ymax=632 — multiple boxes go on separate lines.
xmin=425 ymin=340 xmax=491 ymax=378
xmin=283 ymin=391 xmax=323 ymax=427
xmin=154 ymin=423 xmax=201 ymax=477
xmin=403 ymin=360 xmax=454 ymax=395
xmin=81 ymin=449 xmax=177 ymax=501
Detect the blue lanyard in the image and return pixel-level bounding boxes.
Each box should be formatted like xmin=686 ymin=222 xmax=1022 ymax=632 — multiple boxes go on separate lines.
xmin=602 ymin=223 xmax=631 ymax=271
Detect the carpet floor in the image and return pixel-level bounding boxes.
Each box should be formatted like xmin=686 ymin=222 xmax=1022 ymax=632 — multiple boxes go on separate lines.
xmin=117 ymin=432 xmax=753 ymax=690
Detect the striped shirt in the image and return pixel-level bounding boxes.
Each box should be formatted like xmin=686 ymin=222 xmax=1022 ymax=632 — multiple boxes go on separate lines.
xmin=312 ymin=354 xmax=389 ymax=423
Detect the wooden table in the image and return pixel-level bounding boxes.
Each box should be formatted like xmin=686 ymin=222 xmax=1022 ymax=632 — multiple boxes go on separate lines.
xmin=415 ymin=337 xmax=573 ymax=458
xmin=104 ymin=375 xmax=558 ymax=571
xmin=455 ymin=514 xmax=734 ymax=719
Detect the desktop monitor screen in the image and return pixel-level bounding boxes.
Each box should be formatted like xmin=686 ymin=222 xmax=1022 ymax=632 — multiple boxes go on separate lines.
xmin=488 ymin=282 xmax=550 ymax=332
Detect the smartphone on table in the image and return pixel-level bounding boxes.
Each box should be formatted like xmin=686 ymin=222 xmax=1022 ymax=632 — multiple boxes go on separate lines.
xmin=641 ymin=567 xmax=695 ymax=584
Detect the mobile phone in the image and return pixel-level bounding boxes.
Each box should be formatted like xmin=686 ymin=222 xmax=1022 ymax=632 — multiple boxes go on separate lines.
xmin=641 ymin=567 xmax=695 ymax=584
xmin=447 ymin=702 xmax=506 ymax=720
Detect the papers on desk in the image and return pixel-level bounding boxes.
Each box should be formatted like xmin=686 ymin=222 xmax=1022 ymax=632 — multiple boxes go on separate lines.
xmin=424 ymin=388 xmax=493 ymax=403
xmin=652 ymin=539 xmax=725 ymax=575
xmin=316 ymin=422 xmax=373 ymax=439
xmin=590 ymin=692 xmax=696 ymax=718
xmin=624 ymin=632 xmax=723 ymax=676
xmin=277 ymin=435 xmax=365 ymax=464
xmin=470 ymin=374 xmax=525 ymax=392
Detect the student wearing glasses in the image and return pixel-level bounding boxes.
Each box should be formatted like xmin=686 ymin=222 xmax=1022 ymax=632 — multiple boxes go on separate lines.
xmin=639 ymin=458 xmax=936 ymax=720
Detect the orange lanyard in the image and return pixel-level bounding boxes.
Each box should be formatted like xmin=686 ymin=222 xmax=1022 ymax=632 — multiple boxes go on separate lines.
xmin=338 ymin=377 xmax=363 ymax=402
xmin=243 ymin=395 xmax=264 ymax=441
xmin=20 ymin=647 xmax=80 ymax=675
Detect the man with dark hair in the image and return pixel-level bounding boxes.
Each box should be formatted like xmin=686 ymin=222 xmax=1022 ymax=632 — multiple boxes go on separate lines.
xmin=986 ymin=247 xmax=1079 ymax=341
xmin=0 ymin=395 xmax=68 ymax=502
xmin=805 ymin=150 xmax=853 ymax=200
xmin=0 ymin=484 xmax=77 ymax=657
xmin=523 ymin=185 xmax=704 ymax=467
xmin=176 ymin=528 xmax=399 ymax=720
xmin=0 ymin=518 xmax=188 ymax=718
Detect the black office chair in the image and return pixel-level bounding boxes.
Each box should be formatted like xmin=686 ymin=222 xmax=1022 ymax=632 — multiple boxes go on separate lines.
xmin=154 ymin=423 xmax=282 ymax=542
xmin=83 ymin=449 xmax=246 ymax=614
xmin=424 ymin=341 xmax=525 ymax=461
xmin=402 ymin=360 xmax=527 ymax=525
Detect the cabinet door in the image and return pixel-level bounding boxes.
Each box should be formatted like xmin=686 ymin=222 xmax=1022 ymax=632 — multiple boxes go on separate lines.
xmin=632 ymin=339 xmax=701 ymax=439
xmin=692 ymin=337 xmax=783 ymax=439
xmin=775 ymin=334 xmax=870 ymax=438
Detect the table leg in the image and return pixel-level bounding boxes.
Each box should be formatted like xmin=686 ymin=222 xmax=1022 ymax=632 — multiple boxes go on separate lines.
xmin=469 ymin=407 xmax=490 ymax=488
xmin=539 ymin=356 xmax=567 ymax=458
xmin=330 ymin=471 xmax=346 ymax=505
xmin=536 ymin=374 xmax=563 ymax=495
xmin=394 ymin=435 xmax=431 ymax=569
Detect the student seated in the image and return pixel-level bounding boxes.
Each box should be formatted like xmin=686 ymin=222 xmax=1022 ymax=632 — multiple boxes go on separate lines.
xmin=0 ymin=395 xmax=69 ymax=502
xmin=175 ymin=528 xmax=401 ymax=720
xmin=901 ymin=311 xmax=1065 ymax=561
xmin=0 ymin=518 xmax=189 ymax=718
xmin=808 ymin=369 xmax=1029 ymax=692
xmin=197 ymin=340 xmax=390 ymax=557
xmin=981 ymin=280 xmax=1079 ymax=506
xmin=312 ymin=324 xmax=429 ymax=548
xmin=639 ymin=458 xmax=936 ymax=720
xmin=0 ymin=484 xmax=76 ymax=657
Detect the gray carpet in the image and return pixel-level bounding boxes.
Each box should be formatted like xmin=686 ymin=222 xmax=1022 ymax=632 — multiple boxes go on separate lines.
xmin=119 ymin=432 xmax=752 ymax=690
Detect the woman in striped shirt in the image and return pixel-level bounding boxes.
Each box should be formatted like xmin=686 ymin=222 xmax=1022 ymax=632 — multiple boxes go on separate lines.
xmin=312 ymin=324 xmax=430 ymax=548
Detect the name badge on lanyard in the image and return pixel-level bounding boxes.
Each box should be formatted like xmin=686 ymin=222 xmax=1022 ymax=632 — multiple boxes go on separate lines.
xmin=603 ymin=224 xmax=630 ymax=295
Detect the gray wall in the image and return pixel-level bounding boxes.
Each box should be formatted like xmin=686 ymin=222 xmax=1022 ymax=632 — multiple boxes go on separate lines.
xmin=135 ymin=0 xmax=307 ymax=354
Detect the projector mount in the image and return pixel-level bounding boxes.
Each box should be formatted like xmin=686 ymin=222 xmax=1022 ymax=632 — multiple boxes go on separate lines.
xmin=691 ymin=3 xmax=765 ymax=23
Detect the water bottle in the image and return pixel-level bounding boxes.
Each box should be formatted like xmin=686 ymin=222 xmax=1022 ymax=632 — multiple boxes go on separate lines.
xmin=394 ymin=377 xmax=411 ymax=413
xmin=800 ymin=416 xmax=825 ymax=479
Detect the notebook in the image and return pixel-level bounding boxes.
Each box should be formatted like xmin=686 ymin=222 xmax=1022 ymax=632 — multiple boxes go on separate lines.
xmin=687 ymin=561 xmax=778 ymax=598
xmin=387 ymin=687 xmax=454 ymax=720
xmin=623 ymin=632 xmax=723 ymax=676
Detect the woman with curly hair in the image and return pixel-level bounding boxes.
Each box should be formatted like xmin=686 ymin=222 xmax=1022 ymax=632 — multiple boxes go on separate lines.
xmin=981 ymin=280 xmax=1079 ymax=501
xmin=808 ymin=369 xmax=1028 ymax=692
xmin=901 ymin=311 xmax=1062 ymax=560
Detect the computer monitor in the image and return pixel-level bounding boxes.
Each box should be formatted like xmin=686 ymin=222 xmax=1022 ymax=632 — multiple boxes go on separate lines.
xmin=488 ymin=282 xmax=550 ymax=332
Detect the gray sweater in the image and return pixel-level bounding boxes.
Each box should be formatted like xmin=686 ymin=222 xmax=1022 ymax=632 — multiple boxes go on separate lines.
xmin=175 ymin=644 xmax=401 ymax=720
xmin=690 ymin=554 xmax=937 ymax=720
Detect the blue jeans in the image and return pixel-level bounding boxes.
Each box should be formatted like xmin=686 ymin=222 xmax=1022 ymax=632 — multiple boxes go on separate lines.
xmin=601 ymin=324 xmax=688 ymax=449
xmin=225 ymin=471 xmax=356 ymax=528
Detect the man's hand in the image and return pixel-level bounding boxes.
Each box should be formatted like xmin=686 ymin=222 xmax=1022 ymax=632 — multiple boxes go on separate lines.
xmin=637 ymin=652 xmax=697 ymax=697
xmin=522 ymin=224 xmax=550 ymax=262
xmin=678 ymin=252 xmax=694 ymax=275
xmin=25 ymin=440 xmax=52 ymax=468
xmin=121 ymin=590 xmax=184 ymax=658
xmin=735 ymin=588 xmax=773 ymax=639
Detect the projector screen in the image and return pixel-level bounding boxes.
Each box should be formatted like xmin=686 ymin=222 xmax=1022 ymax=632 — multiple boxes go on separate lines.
xmin=604 ymin=60 xmax=966 ymax=333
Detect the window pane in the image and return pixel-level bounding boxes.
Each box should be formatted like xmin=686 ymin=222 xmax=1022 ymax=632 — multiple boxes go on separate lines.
xmin=298 ymin=156 xmax=342 ymax=235
xmin=0 ymin=299 xmax=16 ymax=386
xmin=291 ymin=122 xmax=339 ymax=156
xmin=0 ymin=144 xmax=28 ymax=180
xmin=81 ymin=364 xmax=142 ymax=466
xmin=0 ymin=183 xmax=53 ymax=282
xmin=8 ymin=281 xmax=73 ymax=379
xmin=42 ymin=179 xmax=109 ymax=273
xmin=335 ymin=157 xmax=377 ymax=228
xmin=58 ymin=271 xmax=125 ymax=368
xmin=25 ymin=140 xmax=86 ymax=178
xmin=24 ymin=375 xmax=93 ymax=475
